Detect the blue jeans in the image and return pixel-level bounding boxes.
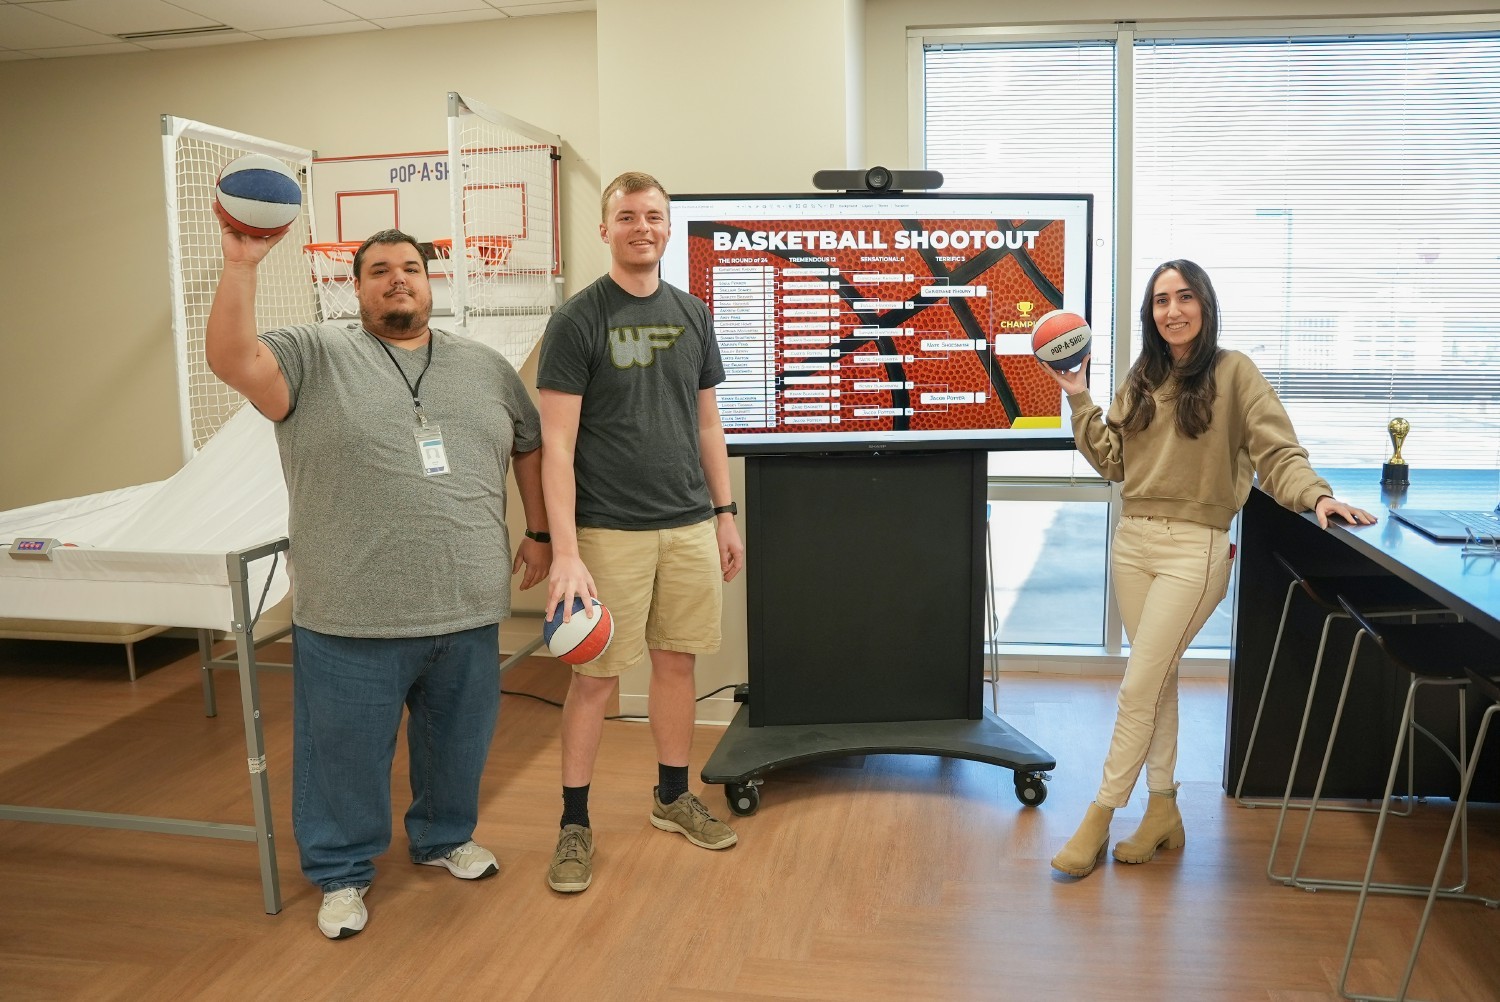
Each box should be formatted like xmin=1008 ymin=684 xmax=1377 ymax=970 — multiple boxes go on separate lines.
xmin=290 ymin=623 xmax=500 ymax=891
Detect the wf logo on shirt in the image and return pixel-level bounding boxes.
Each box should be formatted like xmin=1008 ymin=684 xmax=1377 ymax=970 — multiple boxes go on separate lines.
xmin=609 ymin=325 xmax=684 ymax=369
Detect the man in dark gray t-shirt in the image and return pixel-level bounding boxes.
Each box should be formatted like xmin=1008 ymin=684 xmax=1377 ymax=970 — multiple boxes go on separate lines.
xmin=536 ymin=171 xmax=744 ymax=895
xmin=205 ymin=218 xmax=550 ymax=941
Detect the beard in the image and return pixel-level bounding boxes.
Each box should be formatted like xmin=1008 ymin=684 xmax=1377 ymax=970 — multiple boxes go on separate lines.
xmin=361 ymin=294 xmax=431 ymax=337
xmin=377 ymin=306 xmax=425 ymax=332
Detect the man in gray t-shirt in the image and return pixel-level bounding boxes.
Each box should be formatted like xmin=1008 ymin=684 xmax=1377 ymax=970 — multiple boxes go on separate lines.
xmin=536 ymin=171 xmax=744 ymax=895
xmin=205 ymin=218 xmax=549 ymax=940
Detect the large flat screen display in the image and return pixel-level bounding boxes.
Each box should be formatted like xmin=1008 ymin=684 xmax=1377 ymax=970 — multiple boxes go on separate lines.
xmin=660 ymin=192 xmax=1093 ymax=455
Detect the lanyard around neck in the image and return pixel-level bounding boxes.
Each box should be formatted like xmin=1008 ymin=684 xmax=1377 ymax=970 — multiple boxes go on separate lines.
xmin=367 ymin=330 xmax=435 ymax=427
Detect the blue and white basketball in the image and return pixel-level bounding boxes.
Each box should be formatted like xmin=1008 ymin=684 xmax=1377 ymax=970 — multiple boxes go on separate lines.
xmin=215 ymin=153 xmax=302 ymax=237
xmin=1031 ymin=309 xmax=1092 ymax=371
xmin=543 ymin=597 xmax=614 ymax=666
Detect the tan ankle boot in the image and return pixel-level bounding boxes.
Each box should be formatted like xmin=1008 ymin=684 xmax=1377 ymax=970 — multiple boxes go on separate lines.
xmin=1112 ymin=784 xmax=1185 ymax=864
xmin=1050 ymin=802 xmax=1113 ymax=877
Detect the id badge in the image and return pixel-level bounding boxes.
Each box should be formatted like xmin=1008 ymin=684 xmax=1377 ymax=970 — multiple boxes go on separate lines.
xmin=415 ymin=423 xmax=451 ymax=476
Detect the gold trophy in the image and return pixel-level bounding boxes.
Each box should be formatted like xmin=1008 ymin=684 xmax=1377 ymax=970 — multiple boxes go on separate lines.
xmin=1382 ymin=417 xmax=1410 ymax=487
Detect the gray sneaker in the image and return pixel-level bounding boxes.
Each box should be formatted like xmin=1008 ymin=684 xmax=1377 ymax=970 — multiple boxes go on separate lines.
xmin=651 ymin=788 xmax=738 ymax=849
xmin=547 ymin=824 xmax=593 ymax=893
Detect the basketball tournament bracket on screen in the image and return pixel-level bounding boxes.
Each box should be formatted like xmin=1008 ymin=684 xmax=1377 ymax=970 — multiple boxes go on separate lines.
xmin=683 ymin=215 xmax=1072 ymax=441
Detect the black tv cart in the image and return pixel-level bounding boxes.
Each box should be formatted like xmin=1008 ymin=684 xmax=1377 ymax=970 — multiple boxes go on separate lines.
xmin=701 ymin=450 xmax=1055 ymax=815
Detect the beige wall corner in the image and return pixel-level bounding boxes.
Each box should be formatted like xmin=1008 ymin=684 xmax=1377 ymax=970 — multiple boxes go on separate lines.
xmin=589 ymin=0 xmax=866 ymax=712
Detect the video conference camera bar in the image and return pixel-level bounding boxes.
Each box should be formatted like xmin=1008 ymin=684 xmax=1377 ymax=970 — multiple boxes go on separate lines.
xmin=812 ymin=166 xmax=944 ymax=193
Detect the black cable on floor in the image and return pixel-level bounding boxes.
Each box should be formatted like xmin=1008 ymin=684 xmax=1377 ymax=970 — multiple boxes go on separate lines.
xmin=500 ymin=682 xmax=739 ymax=720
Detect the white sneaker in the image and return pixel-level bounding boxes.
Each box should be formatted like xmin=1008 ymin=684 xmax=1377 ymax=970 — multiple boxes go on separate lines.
xmin=318 ymin=885 xmax=368 ymax=940
xmin=418 ymin=840 xmax=499 ymax=879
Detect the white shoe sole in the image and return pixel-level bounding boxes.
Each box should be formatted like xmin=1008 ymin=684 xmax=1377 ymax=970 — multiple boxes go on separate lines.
xmin=419 ymin=856 xmax=499 ymax=880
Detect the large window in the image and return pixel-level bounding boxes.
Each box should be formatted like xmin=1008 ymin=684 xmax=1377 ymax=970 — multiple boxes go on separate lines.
xmin=923 ymin=18 xmax=1500 ymax=656
xmin=1133 ymin=33 xmax=1500 ymax=469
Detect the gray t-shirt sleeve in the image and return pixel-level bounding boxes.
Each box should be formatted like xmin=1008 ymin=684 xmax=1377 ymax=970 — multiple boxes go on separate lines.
xmin=501 ymin=355 xmax=543 ymax=453
xmin=258 ymin=324 xmax=325 ymax=413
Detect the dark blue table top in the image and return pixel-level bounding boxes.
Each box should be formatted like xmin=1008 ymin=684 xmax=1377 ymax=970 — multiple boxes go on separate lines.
xmin=1293 ymin=468 xmax=1500 ymax=635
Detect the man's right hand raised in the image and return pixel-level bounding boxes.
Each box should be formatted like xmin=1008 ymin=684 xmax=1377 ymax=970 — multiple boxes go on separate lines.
xmin=214 ymin=202 xmax=288 ymax=268
xmin=205 ymin=201 xmax=293 ymax=421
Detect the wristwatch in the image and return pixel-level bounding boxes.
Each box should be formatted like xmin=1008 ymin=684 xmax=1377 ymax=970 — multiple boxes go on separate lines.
xmin=712 ymin=502 xmax=738 ymax=516
xmin=524 ymin=528 xmax=551 ymax=543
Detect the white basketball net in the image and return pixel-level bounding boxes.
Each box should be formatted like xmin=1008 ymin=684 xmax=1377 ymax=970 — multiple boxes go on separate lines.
xmin=447 ymin=93 xmax=563 ymax=368
xmin=162 ymin=118 xmax=317 ymax=456
xmin=304 ymin=242 xmax=361 ymax=321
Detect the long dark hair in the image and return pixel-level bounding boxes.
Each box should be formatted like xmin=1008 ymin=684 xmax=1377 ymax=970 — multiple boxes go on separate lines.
xmin=1118 ymin=259 xmax=1223 ymax=438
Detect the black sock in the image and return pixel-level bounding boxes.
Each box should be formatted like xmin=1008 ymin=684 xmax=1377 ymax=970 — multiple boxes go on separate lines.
xmin=561 ymin=785 xmax=590 ymax=829
xmin=657 ymin=764 xmax=689 ymax=806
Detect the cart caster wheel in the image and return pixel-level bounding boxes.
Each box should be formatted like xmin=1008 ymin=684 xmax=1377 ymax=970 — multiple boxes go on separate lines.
xmin=1014 ymin=773 xmax=1047 ymax=807
xmin=726 ymin=782 xmax=760 ymax=816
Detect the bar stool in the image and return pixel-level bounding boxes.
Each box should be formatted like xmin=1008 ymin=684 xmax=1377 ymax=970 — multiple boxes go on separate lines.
xmin=1336 ymin=628 xmax=1500 ymax=1002
xmin=1286 ymin=596 xmax=1489 ymax=900
xmin=1234 ymin=553 xmax=1450 ymax=882
xmin=1238 ymin=553 xmax=1449 ymax=810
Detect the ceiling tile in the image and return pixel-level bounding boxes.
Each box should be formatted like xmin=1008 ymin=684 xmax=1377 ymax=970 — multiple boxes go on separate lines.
xmin=0 ymin=0 xmax=591 ymax=58
xmin=169 ymin=0 xmax=360 ymax=32
xmin=337 ymin=0 xmax=490 ymax=18
xmin=496 ymin=2 xmax=591 ymax=14
xmin=371 ymin=10 xmax=505 ymax=30
xmin=0 ymin=3 xmax=116 ymax=46
xmin=28 ymin=0 xmax=219 ymax=36
xmin=31 ymin=41 xmax=146 ymax=57
xmin=252 ymin=22 xmax=380 ymax=41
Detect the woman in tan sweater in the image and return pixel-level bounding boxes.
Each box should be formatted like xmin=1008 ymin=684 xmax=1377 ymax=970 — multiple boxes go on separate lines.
xmin=1043 ymin=259 xmax=1375 ymax=879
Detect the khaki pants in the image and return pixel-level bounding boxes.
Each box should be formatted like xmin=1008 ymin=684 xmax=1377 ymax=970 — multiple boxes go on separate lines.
xmin=1096 ymin=515 xmax=1232 ymax=808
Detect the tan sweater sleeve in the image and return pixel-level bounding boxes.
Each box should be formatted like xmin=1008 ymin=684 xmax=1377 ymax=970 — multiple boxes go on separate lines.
xmin=1239 ymin=362 xmax=1331 ymax=512
xmin=1068 ymin=389 xmax=1126 ymax=483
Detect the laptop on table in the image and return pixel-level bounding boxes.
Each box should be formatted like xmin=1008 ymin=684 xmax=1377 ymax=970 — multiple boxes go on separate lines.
xmin=1389 ymin=507 xmax=1500 ymax=543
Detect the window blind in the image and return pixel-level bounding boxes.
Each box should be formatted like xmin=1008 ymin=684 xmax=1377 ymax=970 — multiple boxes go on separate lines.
xmin=1134 ymin=34 xmax=1500 ymax=470
xmin=924 ymin=43 xmax=1116 ymax=477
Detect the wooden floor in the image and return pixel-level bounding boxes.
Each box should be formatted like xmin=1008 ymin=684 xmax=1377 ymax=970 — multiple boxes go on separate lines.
xmin=3 ymin=637 xmax=1500 ymax=1002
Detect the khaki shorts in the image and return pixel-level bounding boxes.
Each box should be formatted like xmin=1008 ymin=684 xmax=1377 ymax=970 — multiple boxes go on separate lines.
xmin=573 ymin=519 xmax=723 ymax=678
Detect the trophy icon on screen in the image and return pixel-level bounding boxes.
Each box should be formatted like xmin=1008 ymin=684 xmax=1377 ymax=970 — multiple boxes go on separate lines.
xmin=1382 ymin=417 xmax=1410 ymax=488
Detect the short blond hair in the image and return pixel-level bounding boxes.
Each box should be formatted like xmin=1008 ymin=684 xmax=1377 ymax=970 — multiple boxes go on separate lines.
xmin=601 ymin=171 xmax=670 ymax=223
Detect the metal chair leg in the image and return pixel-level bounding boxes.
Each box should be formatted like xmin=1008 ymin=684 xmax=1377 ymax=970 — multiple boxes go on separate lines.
xmin=1292 ymin=671 xmax=1474 ymax=897
xmin=1337 ymin=697 xmax=1496 ymax=1002
xmin=1235 ymin=579 xmax=1299 ymax=805
xmin=1249 ymin=607 xmax=1422 ymax=815
xmin=1382 ymin=705 xmax=1495 ymax=1000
